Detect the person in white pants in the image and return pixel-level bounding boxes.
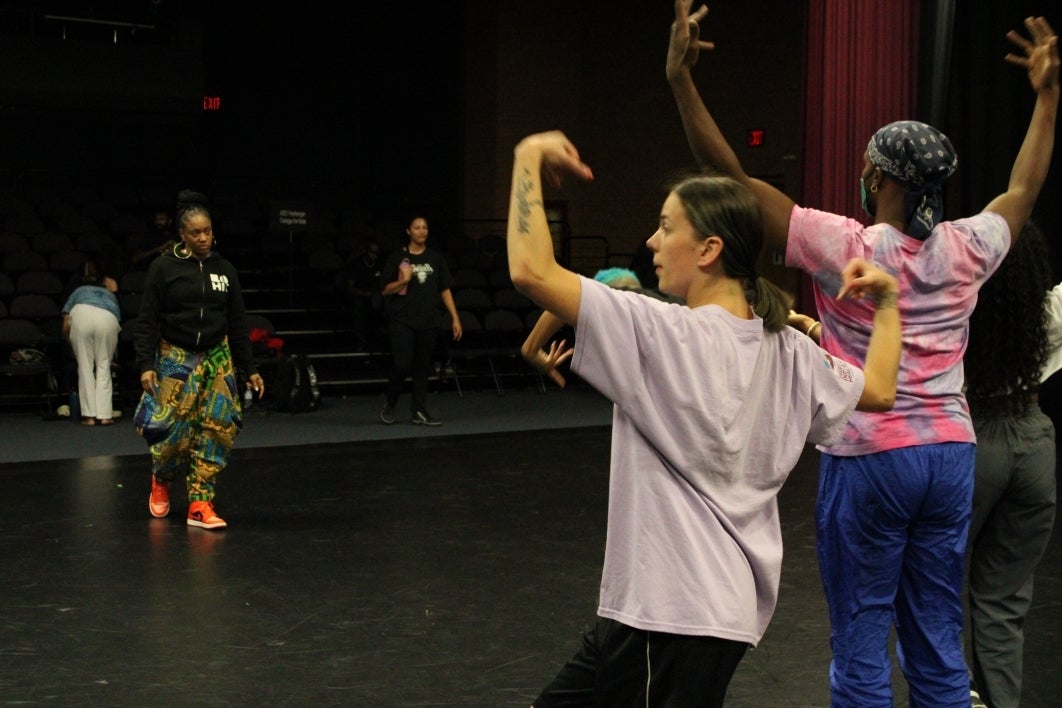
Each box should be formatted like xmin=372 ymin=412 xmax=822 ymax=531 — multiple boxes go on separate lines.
xmin=61 ymin=261 xmax=121 ymax=426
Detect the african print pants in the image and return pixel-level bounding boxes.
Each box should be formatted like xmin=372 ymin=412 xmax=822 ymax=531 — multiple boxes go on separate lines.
xmin=134 ymin=339 xmax=242 ymax=502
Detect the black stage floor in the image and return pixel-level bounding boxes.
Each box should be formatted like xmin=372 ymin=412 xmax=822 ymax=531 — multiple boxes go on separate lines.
xmin=1 ymin=389 xmax=1059 ymax=706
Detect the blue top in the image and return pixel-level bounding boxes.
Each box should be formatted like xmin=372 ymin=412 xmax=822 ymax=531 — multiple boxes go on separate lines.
xmin=62 ymin=285 xmax=121 ymax=322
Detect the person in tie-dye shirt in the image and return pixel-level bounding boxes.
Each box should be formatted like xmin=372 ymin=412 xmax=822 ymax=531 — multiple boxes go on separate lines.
xmin=666 ymin=3 xmax=1059 ymax=706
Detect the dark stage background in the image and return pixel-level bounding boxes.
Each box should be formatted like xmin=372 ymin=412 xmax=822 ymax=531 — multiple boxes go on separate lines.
xmin=1 ymin=0 xmax=1061 ymax=416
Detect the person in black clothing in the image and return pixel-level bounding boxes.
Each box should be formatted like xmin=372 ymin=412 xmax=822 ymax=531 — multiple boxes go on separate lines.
xmin=964 ymin=220 xmax=1060 ymax=708
xmin=379 ymin=215 xmax=462 ymax=426
xmin=343 ymin=236 xmax=384 ymax=351
xmin=132 ymin=190 xmax=264 ymax=530
xmin=128 ymin=207 xmax=177 ymax=268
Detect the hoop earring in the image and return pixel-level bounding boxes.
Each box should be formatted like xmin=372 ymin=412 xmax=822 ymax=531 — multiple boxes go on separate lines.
xmin=870 ymin=184 xmax=879 ymax=193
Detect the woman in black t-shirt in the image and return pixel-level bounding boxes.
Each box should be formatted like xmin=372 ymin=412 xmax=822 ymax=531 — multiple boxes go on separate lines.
xmin=378 ymin=215 xmax=462 ymax=426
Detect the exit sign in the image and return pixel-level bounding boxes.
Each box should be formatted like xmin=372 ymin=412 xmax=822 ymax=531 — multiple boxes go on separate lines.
xmin=203 ymin=96 xmax=222 ymax=111
xmin=746 ymin=129 xmax=764 ymax=147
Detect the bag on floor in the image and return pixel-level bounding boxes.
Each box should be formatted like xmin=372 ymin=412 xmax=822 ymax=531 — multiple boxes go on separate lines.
xmin=273 ymin=353 xmax=321 ymax=413
xmin=10 ymin=347 xmax=48 ymax=365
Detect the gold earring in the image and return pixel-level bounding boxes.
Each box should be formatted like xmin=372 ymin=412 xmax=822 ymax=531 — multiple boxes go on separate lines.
xmin=870 ymin=183 xmax=879 ymax=193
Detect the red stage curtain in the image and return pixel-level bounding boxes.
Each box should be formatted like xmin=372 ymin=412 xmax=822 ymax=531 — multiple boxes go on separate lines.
xmin=800 ymin=0 xmax=921 ymax=314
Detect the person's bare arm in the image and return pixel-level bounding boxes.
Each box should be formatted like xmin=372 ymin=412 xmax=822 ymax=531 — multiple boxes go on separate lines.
xmin=788 ymin=310 xmax=821 ymax=343
xmin=507 ymin=132 xmax=592 ymax=325
xmin=983 ymin=16 xmax=1060 ymax=242
xmin=131 ymin=239 xmax=176 ymax=265
xmin=381 ymin=262 xmax=412 ymax=296
xmin=835 ymin=259 xmax=901 ymax=412
xmin=667 ymin=1 xmax=796 ymax=252
xmin=521 ymin=310 xmax=573 ymax=388
xmin=440 ymin=289 xmax=463 ymax=341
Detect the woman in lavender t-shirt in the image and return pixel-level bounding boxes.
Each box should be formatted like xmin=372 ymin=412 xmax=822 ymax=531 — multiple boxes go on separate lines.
xmin=508 ymin=131 xmax=901 ymax=707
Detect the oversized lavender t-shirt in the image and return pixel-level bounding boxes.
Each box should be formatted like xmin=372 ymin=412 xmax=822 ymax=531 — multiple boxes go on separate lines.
xmin=787 ymin=207 xmax=1010 ymax=456
xmin=571 ymin=277 xmax=864 ymax=646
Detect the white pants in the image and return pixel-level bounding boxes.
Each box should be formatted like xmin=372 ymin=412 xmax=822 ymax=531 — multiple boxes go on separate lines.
xmin=68 ymin=304 xmax=120 ymax=420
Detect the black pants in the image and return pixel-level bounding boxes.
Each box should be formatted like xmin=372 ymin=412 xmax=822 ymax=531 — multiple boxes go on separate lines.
xmin=384 ymin=321 xmax=438 ymax=414
xmin=534 ymin=617 xmax=749 ymax=707
xmin=347 ymin=292 xmax=383 ymax=350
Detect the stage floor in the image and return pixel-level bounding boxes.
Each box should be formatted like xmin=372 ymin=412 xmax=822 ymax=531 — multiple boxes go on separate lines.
xmin=1 ymin=390 xmax=1059 ymax=706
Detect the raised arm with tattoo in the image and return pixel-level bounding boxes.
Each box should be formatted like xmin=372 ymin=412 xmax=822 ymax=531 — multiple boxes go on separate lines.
xmin=506 ymin=133 xmax=593 ymax=325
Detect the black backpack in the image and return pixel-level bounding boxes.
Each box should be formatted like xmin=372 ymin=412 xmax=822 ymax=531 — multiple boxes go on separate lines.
xmin=273 ymin=353 xmax=321 ymax=413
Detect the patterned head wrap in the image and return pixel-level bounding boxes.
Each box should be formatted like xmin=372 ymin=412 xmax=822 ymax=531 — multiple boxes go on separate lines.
xmin=866 ymin=120 xmax=958 ymax=240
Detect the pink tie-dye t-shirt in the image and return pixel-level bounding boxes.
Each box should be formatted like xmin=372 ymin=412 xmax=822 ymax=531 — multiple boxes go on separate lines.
xmin=787 ymin=207 xmax=1010 ymax=455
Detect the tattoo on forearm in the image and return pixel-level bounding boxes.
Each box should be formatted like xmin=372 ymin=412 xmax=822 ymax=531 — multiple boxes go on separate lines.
xmin=516 ymin=167 xmax=543 ymax=234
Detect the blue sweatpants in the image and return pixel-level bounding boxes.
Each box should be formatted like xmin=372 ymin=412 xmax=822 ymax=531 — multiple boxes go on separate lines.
xmin=816 ymin=443 xmax=974 ymax=708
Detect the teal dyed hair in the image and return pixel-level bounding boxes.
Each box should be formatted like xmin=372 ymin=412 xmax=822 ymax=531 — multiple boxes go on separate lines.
xmin=593 ymin=267 xmax=642 ymax=290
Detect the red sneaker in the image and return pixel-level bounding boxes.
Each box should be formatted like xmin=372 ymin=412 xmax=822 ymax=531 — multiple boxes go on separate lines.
xmin=187 ymin=501 xmax=227 ymax=530
xmin=149 ymin=475 xmax=170 ymax=518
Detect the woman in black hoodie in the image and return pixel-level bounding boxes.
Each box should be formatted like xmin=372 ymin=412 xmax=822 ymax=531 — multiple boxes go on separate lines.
xmin=133 ymin=190 xmax=264 ymax=530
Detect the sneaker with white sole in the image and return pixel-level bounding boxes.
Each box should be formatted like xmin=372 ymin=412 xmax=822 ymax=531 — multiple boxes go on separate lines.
xmin=411 ymin=409 xmax=442 ymax=426
xmin=149 ymin=475 xmax=170 ymax=518
xmin=380 ymin=404 xmax=396 ymax=425
xmin=187 ymin=501 xmax=227 ymax=530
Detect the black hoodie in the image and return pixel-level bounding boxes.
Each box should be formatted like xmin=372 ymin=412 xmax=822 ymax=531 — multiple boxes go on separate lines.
xmin=133 ymin=247 xmax=257 ymax=380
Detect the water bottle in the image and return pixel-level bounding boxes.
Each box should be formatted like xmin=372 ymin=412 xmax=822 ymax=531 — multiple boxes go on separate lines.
xmin=398 ymin=258 xmax=410 ymax=295
xmin=243 ymin=387 xmax=253 ymax=411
